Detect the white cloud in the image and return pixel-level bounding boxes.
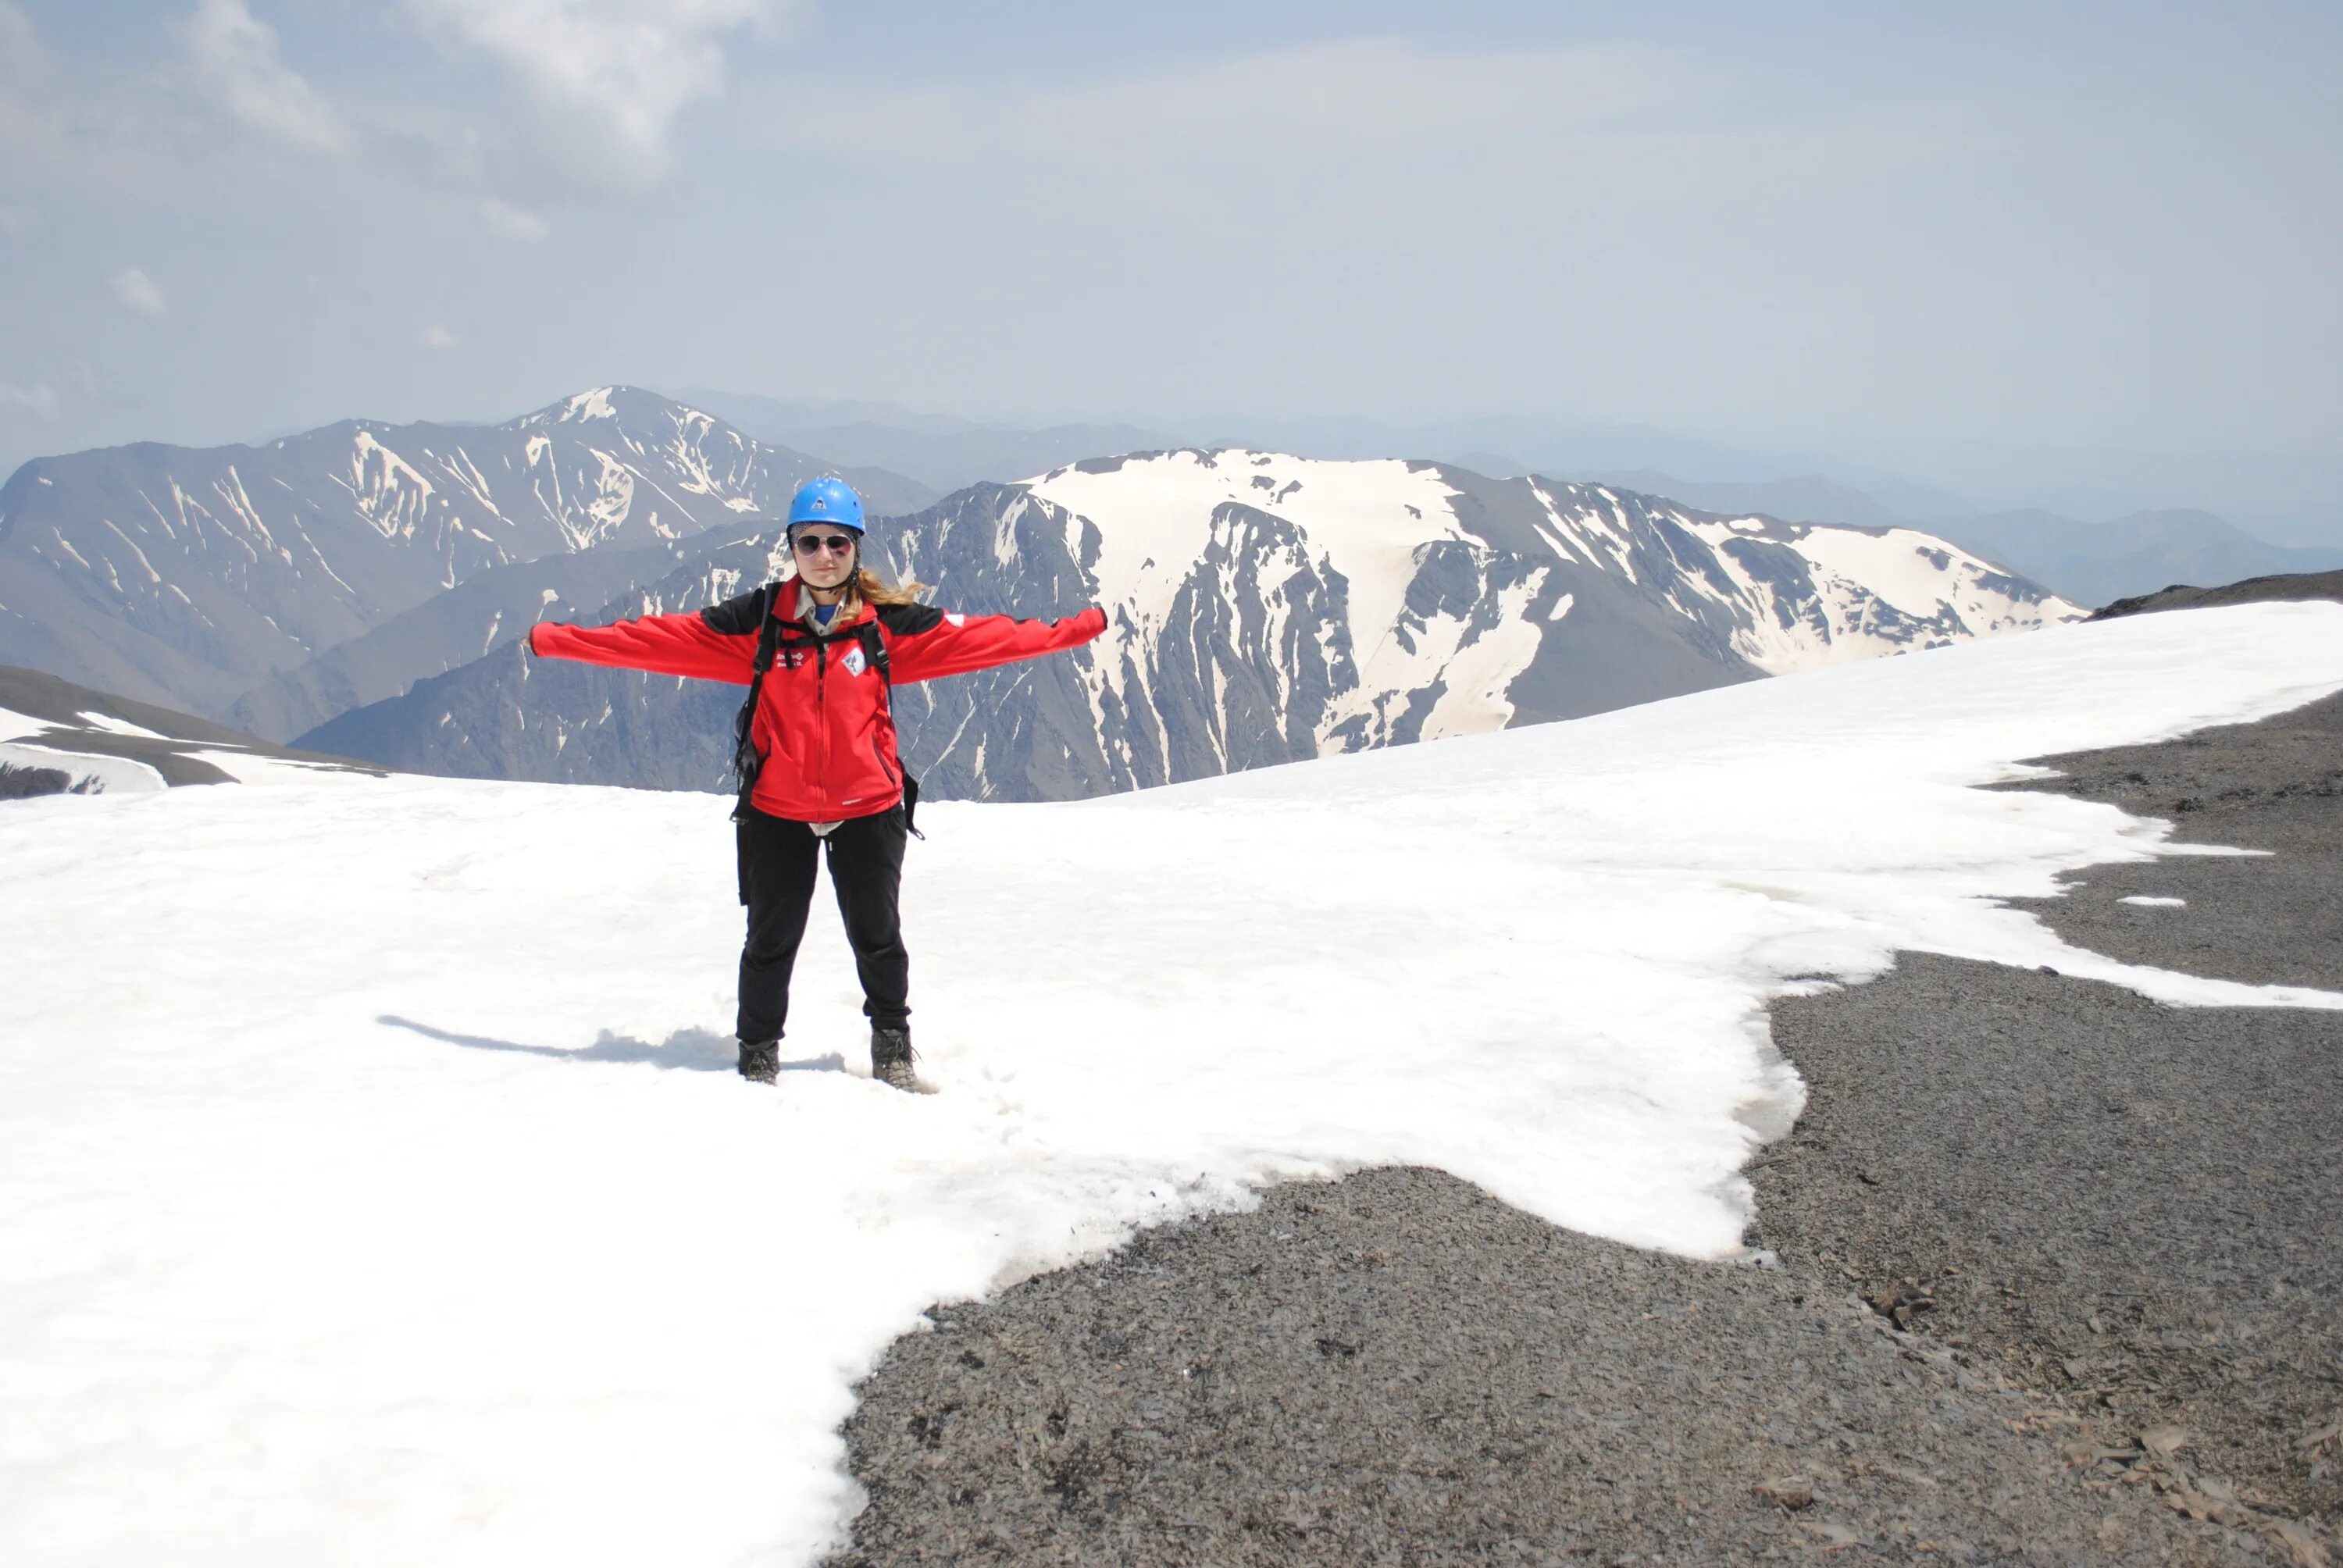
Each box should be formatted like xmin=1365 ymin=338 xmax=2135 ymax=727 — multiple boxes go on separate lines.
xmin=0 ymin=380 xmax=59 ymax=419
xmin=421 ymin=323 xmax=460 ymax=349
xmin=408 ymin=0 xmax=790 ymax=191
xmin=111 ymin=266 xmax=167 ymax=316
xmin=480 ymin=195 xmax=549 ymax=240
xmin=179 ymin=0 xmax=350 ymax=154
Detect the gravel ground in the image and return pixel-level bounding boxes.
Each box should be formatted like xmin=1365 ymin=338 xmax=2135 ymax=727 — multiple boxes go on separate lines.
xmin=835 ymin=1171 xmax=2231 ymax=1566
xmin=1995 ymin=688 xmax=2341 ymax=989
xmin=832 ymin=642 xmax=2341 ymax=1566
xmin=1753 ymin=689 xmax=2342 ymax=1549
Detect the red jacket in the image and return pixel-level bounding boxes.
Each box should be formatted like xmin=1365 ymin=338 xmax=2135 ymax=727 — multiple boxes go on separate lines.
xmin=530 ymin=579 xmax=1108 ymax=820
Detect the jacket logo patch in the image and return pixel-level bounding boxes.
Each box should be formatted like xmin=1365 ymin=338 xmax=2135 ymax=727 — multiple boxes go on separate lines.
xmin=947 ymin=612 xmax=967 ymax=627
xmin=842 ymin=645 xmax=868 ymax=676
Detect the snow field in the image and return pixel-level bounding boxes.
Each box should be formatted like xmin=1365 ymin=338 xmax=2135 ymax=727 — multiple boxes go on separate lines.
xmin=2 ymin=600 xmax=2340 ymax=1565
xmin=1028 ymin=449 xmax=1468 ymax=642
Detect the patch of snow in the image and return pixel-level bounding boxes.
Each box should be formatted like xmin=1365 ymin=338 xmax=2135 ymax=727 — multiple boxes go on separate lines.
xmin=1026 ymin=450 xmax=1465 ymax=652
xmin=575 ymin=450 xmax=637 ymax=549
xmin=0 ymin=705 xmax=55 ymax=743
xmin=0 ymin=740 xmax=165 ymax=793
xmin=97 ymin=519 xmax=162 ymax=584
xmin=70 ymin=711 xmax=169 ymax=740
xmin=2119 ymin=894 xmax=2188 ymax=908
xmin=347 ymin=434 xmax=437 ymax=543
xmin=1671 ymin=516 xmax=2085 ymax=673
xmin=1417 ymin=572 xmax=1548 ymax=739
xmin=180 ymin=749 xmax=380 ymax=785
xmin=565 ymin=387 xmax=618 ymax=421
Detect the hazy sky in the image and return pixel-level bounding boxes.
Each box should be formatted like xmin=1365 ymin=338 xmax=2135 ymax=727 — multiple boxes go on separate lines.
xmin=1 ymin=1 xmax=2337 ymax=511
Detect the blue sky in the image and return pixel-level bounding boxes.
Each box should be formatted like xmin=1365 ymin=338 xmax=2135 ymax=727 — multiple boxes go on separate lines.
xmin=1 ymin=2 xmax=2336 ymax=524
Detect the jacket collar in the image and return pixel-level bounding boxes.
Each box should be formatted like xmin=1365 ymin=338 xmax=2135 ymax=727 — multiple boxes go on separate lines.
xmin=778 ymin=576 xmax=870 ymax=629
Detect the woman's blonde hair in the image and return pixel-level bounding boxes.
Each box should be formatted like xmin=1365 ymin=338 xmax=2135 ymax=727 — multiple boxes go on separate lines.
xmin=837 ymin=562 xmax=927 ymax=618
xmin=790 ymin=529 xmax=925 ymax=622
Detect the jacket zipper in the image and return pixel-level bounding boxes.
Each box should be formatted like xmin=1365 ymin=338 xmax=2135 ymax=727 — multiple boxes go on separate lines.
xmin=814 ymin=641 xmax=829 ymax=794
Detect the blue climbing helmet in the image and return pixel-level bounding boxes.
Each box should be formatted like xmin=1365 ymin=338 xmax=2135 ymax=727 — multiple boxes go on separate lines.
xmin=786 ymin=476 xmax=865 ymax=534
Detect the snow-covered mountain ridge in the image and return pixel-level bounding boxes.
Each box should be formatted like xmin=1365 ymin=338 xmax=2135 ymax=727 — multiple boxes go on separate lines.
xmin=305 ymin=447 xmax=2081 ymax=800
xmin=1018 ymin=449 xmax=2079 ymax=762
xmin=0 ymin=387 xmax=929 ymax=722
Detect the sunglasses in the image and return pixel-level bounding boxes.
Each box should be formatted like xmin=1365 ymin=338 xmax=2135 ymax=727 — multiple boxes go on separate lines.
xmin=793 ymin=533 xmax=858 ymax=556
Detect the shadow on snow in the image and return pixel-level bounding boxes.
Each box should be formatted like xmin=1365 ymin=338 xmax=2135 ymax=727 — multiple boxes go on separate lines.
xmin=376 ymin=1014 xmax=845 ymax=1076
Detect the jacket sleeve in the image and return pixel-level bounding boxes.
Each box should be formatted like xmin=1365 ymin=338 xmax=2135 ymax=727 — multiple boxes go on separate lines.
xmin=882 ymin=604 xmax=1108 ymax=685
xmin=527 ymin=591 xmax=763 ymax=684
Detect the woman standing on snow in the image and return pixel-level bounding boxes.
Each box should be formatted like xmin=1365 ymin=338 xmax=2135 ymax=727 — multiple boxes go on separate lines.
xmin=527 ymin=478 xmax=1107 ymax=1090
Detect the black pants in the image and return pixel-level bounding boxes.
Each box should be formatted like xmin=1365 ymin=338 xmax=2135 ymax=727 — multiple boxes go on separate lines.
xmin=736 ymin=804 xmax=910 ymax=1045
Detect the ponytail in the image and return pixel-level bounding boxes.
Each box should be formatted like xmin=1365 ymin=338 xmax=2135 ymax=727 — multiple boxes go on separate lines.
xmin=850 ymin=564 xmax=925 ymax=609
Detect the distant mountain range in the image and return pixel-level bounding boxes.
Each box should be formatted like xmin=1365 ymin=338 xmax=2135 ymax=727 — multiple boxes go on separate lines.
xmin=298 ymin=442 xmax=2081 ymax=803
xmin=0 ymin=387 xmax=933 ymax=722
xmin=2 ymin=387 xmax=2092 ymax=805
xmin=1470 ymin=476 xmax=2334 ymax=608
xmin=684 ymin=394 xmax=2341 ymax=608
xmin=686 ymin=389 xmax=1170 ymax=497
xmin=1922 ymin=509 xmax=2342 ymax=611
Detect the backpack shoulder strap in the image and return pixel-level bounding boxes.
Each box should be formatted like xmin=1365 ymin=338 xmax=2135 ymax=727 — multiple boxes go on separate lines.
xmin=856 ymin=618 xmax=892 ymax=686
xmin=749 ymin=583 xmax=785 ymax=674
xmin=860 ymin=614 xmax=922 ymax=838
xmin=729 ymin=583 xmax=783 ymax=822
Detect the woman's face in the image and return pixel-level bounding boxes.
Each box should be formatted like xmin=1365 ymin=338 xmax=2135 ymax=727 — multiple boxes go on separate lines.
xmin=792 ymin=527 xmax=859 ymax=592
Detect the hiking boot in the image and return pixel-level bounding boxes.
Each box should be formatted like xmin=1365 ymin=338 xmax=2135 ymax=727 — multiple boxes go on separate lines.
xmin=870 ymin=1026 xmax=918 ymax=1092
xmin=737 ymin=1038 xmax=780 ymax=1084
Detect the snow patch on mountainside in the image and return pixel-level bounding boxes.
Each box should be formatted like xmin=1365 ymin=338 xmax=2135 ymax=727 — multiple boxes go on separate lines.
xmin=1031 ymin=450 xmax=1466 ymax=644
xmin=1676 ymin=517 xmax=2077 ymax=672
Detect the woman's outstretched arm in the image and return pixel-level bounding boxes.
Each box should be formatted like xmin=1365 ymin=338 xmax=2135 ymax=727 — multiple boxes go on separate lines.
xmin=527 ymin=590 xmax=765 ymax=683
xmin=880 ymin=604 xmax=1108 ymax=684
